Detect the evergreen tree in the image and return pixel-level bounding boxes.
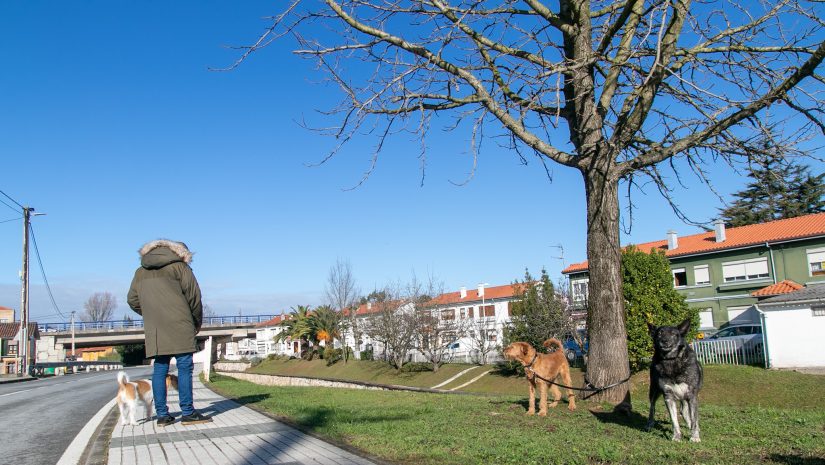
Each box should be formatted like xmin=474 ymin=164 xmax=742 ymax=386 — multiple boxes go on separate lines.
xmin=623 ymin=246 xmax=697 ymax=372
xmin=503 ymin=269 xmax=572 ymax=353
xmin=720 ymin=157 xmax=824 ymax=227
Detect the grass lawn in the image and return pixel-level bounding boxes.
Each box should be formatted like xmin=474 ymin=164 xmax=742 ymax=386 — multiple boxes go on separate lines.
xmin=208 ymin=362 xmax=825 ymax=464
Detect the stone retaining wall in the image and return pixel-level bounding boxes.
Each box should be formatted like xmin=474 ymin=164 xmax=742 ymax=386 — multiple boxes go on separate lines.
xmin=213 ymin=361 xmax=252 ymax=372
xmin=214 ymin=371 xmax=469 ymax=395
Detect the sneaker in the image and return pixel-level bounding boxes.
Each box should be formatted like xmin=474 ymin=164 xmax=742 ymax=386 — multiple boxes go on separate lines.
xmin=180 ymin=412 xmax=213 ymax=425
xmin=156 ymin=415 xmax=175 ymax=427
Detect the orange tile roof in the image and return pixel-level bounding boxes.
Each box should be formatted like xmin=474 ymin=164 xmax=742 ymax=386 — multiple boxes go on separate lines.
xmin=428 ymin=283 xmax=524 ymax=306
xmin=563 ymin=212 xmax=825 ymax=274
xmin=255 ymin=315 xmax=288 ymax=328
xmin=751 ymin=280 xmax=804 ymax=297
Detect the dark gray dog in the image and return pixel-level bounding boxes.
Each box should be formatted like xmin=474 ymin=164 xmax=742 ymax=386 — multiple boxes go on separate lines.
xmin=646 ymin=318 xmax=702 ymax=442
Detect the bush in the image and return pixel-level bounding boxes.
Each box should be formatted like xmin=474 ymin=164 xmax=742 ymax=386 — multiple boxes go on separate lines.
xmin=325 ymin=348 xmax=343 ymax=366
xmin=302 ymin=347 xmax=322 ymax=361
xmin=399 ymin=362 xmax=431 ymax=373
xmin=360 ymin=348 xmax=374 ymax=361
xmin=623 ymin=246 xmax=698 ymax=371
xmin=249 ymin=356 xmax=263 ymax=368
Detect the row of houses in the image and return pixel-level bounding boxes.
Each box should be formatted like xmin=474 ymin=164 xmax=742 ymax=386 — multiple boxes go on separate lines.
xmin=237 ymin=212 xmax=825 ymax=369
xmin=246 ymin=282 xmax=525 ymax=364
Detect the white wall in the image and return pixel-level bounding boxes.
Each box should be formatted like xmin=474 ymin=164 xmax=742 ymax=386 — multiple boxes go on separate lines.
xmin=763 ymin=306 xmax=825 ymax=368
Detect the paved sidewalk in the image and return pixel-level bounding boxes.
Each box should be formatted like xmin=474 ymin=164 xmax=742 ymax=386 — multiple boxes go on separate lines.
xmin=107 ymin=376 xmax=377 ymax=465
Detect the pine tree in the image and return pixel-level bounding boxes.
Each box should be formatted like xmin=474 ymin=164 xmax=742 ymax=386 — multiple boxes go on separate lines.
xmin=720 ymin=158 xmax=824 ymax=227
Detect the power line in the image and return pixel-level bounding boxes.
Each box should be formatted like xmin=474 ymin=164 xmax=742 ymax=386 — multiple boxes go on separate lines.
xmin=0 ymin=189 xmax=23 ymax=209
xmin=0 ymin=217 xmax=22 ymax=224
xmin=0 ymin=197 xmax=19 ymax=214
xmin=29 ymin=224 xmax=66 ymax=320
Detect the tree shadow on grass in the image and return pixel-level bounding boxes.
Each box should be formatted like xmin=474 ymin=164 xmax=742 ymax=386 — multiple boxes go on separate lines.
xmin=589 ymin=408 xmax=649 ymax=431
xmin=768 ymin=455 xmax=825 ymax=465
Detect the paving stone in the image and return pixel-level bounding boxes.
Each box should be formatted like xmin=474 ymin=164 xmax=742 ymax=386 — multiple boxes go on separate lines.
xmin=107 ymin=376 xmax=374 ymax=465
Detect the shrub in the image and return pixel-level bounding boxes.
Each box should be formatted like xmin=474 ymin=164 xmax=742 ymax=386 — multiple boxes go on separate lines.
xmin=400 ymin=362 xmax=431 ymax=373
xmin=325 ymin=348 xmax=343 ymax=366
xmin=360 ymin=348 xmax=374 ymax=361
xmin=623 ymin=245 xmax=698 ymax=371
xmin=249 ymin=356 xmax=263 ymax=368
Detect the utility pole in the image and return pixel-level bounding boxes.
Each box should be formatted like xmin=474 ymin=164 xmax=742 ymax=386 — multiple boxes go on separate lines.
xmin=18 ymin=207 xmax=31 ymax=376
xmin=70 ymin=310 xmax=76 ymax=360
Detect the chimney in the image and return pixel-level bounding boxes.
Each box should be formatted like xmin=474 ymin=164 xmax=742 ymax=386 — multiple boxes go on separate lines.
xmin=459 ymin=287 xmax=467 ymax=299
xmin=477 ymin=283 xmax=486 ymax=298
xmin=667 ymin=230 xmax=678 ymax=250
xmin=714 ymin=219 xmax=726 ymax=243
xmin=367 ymin=302 xmax=372 ymax=310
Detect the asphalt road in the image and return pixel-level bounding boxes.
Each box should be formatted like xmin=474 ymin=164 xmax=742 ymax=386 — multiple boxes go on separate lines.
xmin=0 ymin=365 xmax=153 ymax=465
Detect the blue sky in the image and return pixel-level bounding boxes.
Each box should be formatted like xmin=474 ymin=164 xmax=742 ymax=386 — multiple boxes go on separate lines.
xmin=0 ymin=2 xmax=821 ymax=322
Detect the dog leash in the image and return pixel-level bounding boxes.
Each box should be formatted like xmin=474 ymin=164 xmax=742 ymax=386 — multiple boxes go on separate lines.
xmin=524 ymin=366 xmax=631 ymax=398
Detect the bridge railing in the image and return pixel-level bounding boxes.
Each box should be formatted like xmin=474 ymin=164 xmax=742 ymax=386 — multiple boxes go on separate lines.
xmin=38 ymin=315 xmax=277 ymax=333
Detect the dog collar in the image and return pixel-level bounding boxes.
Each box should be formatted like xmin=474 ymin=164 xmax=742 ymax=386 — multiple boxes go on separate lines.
xmin=525 ymin=353 xmax=538 ymax=369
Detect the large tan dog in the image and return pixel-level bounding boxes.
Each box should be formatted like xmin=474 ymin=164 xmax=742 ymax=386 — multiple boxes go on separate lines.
xmin=503 ymin=338 xmax=576 ymax=416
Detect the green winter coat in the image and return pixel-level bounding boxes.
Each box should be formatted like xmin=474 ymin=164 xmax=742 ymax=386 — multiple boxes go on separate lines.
xmin=127 ymin=240 xmax=203 ymax=357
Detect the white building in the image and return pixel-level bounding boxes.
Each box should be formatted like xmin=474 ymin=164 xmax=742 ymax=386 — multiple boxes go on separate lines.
xmin=254 ymin=314 xmax=300 ymax=357
xmin=756 ymin=284 xmax=825 ymax=369
xmin=343 ymin=283 xmax=524 ymax=364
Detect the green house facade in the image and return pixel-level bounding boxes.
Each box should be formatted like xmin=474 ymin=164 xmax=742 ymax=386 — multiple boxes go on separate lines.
xmin=563 ymin=213 xmax=825 ymax=330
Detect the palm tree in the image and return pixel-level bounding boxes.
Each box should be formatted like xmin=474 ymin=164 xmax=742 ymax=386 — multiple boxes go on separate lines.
xmin=310 ymin=305 xmax=341 ymax=346
xmin=274 ymin=305 xmax=314 ymax=354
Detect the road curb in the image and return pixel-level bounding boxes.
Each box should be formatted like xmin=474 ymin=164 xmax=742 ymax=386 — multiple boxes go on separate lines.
xmin=80 ymin=404 xmax=119 ymax=465
xmin=56 ymin=397 xmax=116 ymax=465
xmin=0 ymin=376 xmax=37 ymax=384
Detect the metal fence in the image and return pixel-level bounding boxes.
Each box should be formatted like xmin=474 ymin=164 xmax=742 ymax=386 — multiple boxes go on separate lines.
xmin=692 ymin=339 xmax=765 ymax=367
xmin=38 ymin=315 xmax=278 ymax=333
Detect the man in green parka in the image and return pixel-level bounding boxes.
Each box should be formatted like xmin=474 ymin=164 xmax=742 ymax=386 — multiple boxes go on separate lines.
xmin=127 ymin=239 xmax=212 ymax=426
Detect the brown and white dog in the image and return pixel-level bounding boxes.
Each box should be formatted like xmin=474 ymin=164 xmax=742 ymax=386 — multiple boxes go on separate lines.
xmin=503 ymin=339 xmax=577 ymax=416
xmin=116 ymin=371 xmax=178 ymax=425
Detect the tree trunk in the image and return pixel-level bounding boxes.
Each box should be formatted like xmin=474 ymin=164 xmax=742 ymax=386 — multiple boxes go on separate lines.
xmin=582 ymin=168 xmax=631 ymax=406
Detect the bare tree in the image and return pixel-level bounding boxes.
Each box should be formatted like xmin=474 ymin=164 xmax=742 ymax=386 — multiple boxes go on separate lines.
xmin=412 ymin=277 xmax=467 ymax=372
xmin=229 ymin=0 xmax=824 ymax=404
xmin=467 ymin=317 xmax=500 ymax=365
xmin=82 ymin=292 xmax=117 ymax=322
xmin=325 ymin=258 xmax=360 ymax=360
xmin=203 ymin=304 xmax=217 ymax=319
xmin=362 ymin=282 xmax=419 ymax=370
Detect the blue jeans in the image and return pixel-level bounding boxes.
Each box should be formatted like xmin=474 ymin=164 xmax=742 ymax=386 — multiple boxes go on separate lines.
xmin=153 ymin=353 xmax=194 ymax=417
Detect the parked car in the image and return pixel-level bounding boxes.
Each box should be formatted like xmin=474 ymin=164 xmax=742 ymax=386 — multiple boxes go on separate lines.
xmin=562 ymin=332 xmax=588 ymax=363
xmin=705 ymin=323 xmax=764 ymax=360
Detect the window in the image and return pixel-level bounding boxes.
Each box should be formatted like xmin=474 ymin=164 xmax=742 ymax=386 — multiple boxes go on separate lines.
xmin=698 ymin=308 xmax=714 ymax=328
xmin=487 ymin=329 xmax=498 ymax=342
xmin=480 ymin=305 xmax=495 ymax=317
xmin=441 ymin=309 xmax=455 ymax=320
xmin=572 ymin=279 xmax=589 ymax=302
xmin=459 ymin=308 xmax=467 ymax=319
xmin=807 ymin=248 xmax=825 ymax=276
xmin=7 ymin=342 xmax=17 ymax=356
xmin=467 ymin=307 xmax=475 ymax=318
xmin=722 ymin=258 xmax=769 ymax=282
xmin=694 ymin=265 xmax=710 ymax=286
xmin=672 ymin=268 xmax=687 ymax=287
xmin=813 ymin=305 xmax=825 ymax=317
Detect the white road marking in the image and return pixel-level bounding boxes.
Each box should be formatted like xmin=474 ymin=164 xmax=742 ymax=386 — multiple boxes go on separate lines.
xmin=0 ymin=372 xmax=117 ymax=398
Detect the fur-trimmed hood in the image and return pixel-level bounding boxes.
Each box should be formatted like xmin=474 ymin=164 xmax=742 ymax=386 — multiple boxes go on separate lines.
xmin=138 ymin=239 xmax=193 ymax=269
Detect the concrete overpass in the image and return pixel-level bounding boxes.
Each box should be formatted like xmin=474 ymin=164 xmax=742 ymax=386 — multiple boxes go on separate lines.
xmin=36 ymin=315 xmax=275 ymax=362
